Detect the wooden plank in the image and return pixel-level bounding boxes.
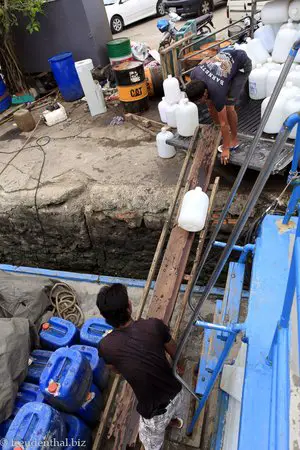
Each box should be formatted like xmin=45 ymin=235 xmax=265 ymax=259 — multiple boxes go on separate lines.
xmin=148 ymin=126 xmax=221 ymax=323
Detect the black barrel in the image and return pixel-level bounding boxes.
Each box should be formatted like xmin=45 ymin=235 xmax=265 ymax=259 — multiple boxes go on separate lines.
xmin=114 ymin=61 xmax=149 ymax=113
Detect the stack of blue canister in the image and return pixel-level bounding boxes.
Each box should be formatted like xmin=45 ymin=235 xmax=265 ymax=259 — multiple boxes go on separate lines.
xmin=0 ymin=317 xmax=113 ymax=449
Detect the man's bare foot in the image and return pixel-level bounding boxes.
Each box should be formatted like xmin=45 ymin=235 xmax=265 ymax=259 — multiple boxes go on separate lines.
xmin=168 ymin=418 xmax=184 ymax=429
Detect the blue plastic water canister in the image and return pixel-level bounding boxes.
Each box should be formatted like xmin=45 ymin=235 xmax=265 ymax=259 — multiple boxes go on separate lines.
xmin=39 ymin=347 xmax=92 ymax=412
xmin=70 ymin=345 xmax=108 ymax=390
xmin=26 ymin=350 xmax=53 ymax=384
xmin=48 ymin=53 xmax=84 ymax=102
xmin=77 ymin=383 xmax=103 ymax=427
xmin=80 ymin=318 xmax=113 ymax=348
xmin=15 ymin=383 xmax=45 ymax=413
xmin=61 ymin=414 xmax=91 ymax=450
xmin=3 ymin=402 xmax=66 ymax=450
xmin=40 ymin=317 xmax=78 ymax=350
xmin=0 ymin=75 xmax=12 ymax=113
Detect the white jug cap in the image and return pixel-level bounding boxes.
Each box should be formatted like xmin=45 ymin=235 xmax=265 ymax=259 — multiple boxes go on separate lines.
xmin=195 ymin=187 xmax=203 ymax=192
xmin=246 ymin=37 xmax=251 ymax=42
xmin=267 ymin=57 xmax=272 ymax=63
xmin=256 ymin=63 xmax=262 ymax=68
xmin=167 ymin=74 xmax=172 ymax=79
xmin=182 ymin=98 xmax=189 ymax=105
xmin=161 ymin=127 xmax=168 ymax=133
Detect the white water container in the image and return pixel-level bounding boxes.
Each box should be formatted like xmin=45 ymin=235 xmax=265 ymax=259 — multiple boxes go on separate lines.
xmin=249 ymin=64 xmax=268 ymax=100
xmin=254 ymin=24 xmax=275 ymax=53
xmin=263 ymin=57 xmax=281 ymax=71
xmin=266 ymin=67 xmax=282 ymax=97
xmin=75 ymin=59 xmax=106 ymax=116
xmin=236 ymin=42 xmax=257 ymax=67
xmin=246 ymin=38 xmax=269 ymax=65
xmin=272 ymin=22 xmax=299 ymax=63
xmin=158 ymin=97 xmax=168 ymax=123
xmin=283 ymin=95 xmax=300 ymax=138
xmin=178 ymin=187 xmax=209 ymax=232
xmin=280 ymin=20 xmax=298 ymax=30
xmin=176 ymin=99 xmax=198 ymax=137
xmin=156 ymin=127 xmax=176 ymax=158
xmin=289 ymin=1 xmax=300 ymax=21
xmin=287 ymin=66 xmax=300 ymax=87
xmin=165 ymin=102 xmax=179 ymax=128
xmin=261 ymin=0 xmax=289 ymax=24
xmin=163 ymin=75 xmax=181 ymax=105
xmin=271 ymin=23 xmax=284 ymax=36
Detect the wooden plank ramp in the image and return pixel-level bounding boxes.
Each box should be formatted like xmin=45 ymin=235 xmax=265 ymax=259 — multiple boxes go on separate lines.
xmin=95 ymin=125 xmax=221 ymax=450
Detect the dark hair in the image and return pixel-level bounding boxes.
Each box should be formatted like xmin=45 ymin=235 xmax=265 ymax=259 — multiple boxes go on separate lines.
xmin=185 ymin=80 xmax=207 ymax=101
xmin=96 ymin=283 xmax=130 ymax=328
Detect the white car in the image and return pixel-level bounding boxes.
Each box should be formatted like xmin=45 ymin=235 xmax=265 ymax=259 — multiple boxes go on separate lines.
xmin=104 ymin=0 xmax=165 ymax=33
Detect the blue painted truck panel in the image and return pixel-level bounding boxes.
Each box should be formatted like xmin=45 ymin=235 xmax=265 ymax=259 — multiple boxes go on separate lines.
xmin=71 ymin=345 xmax=108 ymax=390
xmin=40 ymin=317 xmax=78 ymax=350
xmin=26 ymin=350 xmax=53 ymax=384
xmin=39 ymin=347 xmax=92 ymax=412
xmin=80 ymin=318 xmax=112 ymax=348
xmin=3 ymin=402 xmax=67 ymax=450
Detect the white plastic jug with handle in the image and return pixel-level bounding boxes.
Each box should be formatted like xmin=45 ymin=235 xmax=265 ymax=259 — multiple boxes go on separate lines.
xmin=236 ymin=42 xmax=257 ymax=67
xmin=266 ymin=67 xmax=282 ymax=97
xmin=263 ymin=57 xmax=281 ymax=71
xmin=165 ymin=102 xmax=179 ymax=128
xmin=156 ymin=127 xmax=176 ymax=158
xmin=261 ymin=0 xmax=289 ymax=24
xmin=289 ymin=0 xmax=300 ymax=21
xmin=249 ymin=64 xmax=269 ymax=100
xmin=176 ymin=99 xmax=198 ymax=137
xmin=158 ymin=97 xmax=168 ymax=123
xmin=272 ymin=22 xmax=299 ymax=63
xmin=75 ymin=59 xmax=106 ymax=116
xmin=283 ymin=95 xmax=300 ymax=138
xmin=178 ymin=187 xmax=209 ymax=232
xmin=246 ymin=38 xmax=269 ymax=65
xmin=261 ymin=96 xmax=286 ymax=134
xmin=254 ymin=24 xmax=275 ymax=53
xmin=163 ymin=75 xmax=181 ymax=105
xmin=271 ymin=23 xmax=284 ymax=36
xmin=287 ymin=66 xmax=300 ymax=87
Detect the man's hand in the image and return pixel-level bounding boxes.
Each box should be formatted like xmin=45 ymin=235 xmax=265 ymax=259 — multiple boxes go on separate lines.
xmin=221 ymin=148 xmax=230 ymax=165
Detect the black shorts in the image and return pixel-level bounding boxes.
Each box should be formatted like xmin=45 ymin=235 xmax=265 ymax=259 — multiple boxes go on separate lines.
xmin=226 ymin=57 xmax=252 ymax=107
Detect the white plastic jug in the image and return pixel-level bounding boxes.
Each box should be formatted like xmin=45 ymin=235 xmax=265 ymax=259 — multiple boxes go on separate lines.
xmin=163 ymin=75 xmax=181 ymax=105
xmin=75 ymin=59 xmax=106 ymax=116
xmin=176 ymin=99 xmax=198 ymax=137
xmin=165 ymin=102 xmax=179 ymax=128
xmin=261 ymin=0 xmax=289 ymax=24
xmin=283 ymin=95 xmax=300 ymax=138
xmin=156 ymin=127 xmax=176 ymax=158
xmin=263 ymin=57 xmax=281 ymax=71
xmin=249 ymin=64 xmax=269 ymax=100
xmin=178 ymin=187 xmax=209 ymax=232
xmin=271 ymin=23 xmax=284 ymax=36
xmin=246 ymin=38 xmax=269 ymax=65
xmin=266 ymin=67 xmax=282 ymax=97
xmin=236 ymin=42 xmax=257 ymax=67
xmin=280 ymin=20 xmax=298 ymax=30
xmin=287 ymin=66 xmax=300 ymax=87
xmin=281 ymin=81 xmax=300 ymax=100
xmin=158 ymin=97 xmax=168 ymax=123
xmin=272 ymin=22 xmax=299 ymax=63
xmin=254 ymin=24 xmax=275 ymax=53
xmin=289 ymin=0 xmax=300 ymax=21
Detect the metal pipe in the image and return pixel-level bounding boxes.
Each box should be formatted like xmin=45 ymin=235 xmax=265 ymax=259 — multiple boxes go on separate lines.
xmin=213 ymin=241 xmax=244 ymax=252
xmin=173 ymin=123 xmax=292 ymax=395
xmin=276 ymin=326 xmax=290 ymax=450
xmin=194 ymin=320 xmax=244 ymax=333
xmin=239 ymin=243 xmax=256 ymax=264
xmin=187 ymin=331 xmax=237 ymax=435
xmin=188 ymin=44 xmax=299 ymax=314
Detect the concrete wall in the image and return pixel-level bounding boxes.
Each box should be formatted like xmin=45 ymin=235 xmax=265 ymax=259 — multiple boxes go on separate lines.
xmin=13 ymin=0 xmax=112 ymax=73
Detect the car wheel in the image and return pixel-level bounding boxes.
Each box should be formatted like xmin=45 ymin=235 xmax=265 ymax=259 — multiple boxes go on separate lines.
xmin=156 ymin=0 xmax=165 ymax=17
xmin=198 ymin=0 xmax=213 ymax=15
xmin=111 ymin=15 xmax=124 ymax=34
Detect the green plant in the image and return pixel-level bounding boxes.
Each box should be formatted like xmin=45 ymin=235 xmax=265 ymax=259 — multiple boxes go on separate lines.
xmin=0 ymin=0 xmax=46 ymax=93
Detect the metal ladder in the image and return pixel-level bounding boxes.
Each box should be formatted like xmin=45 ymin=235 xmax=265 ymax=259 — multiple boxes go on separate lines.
xmin=172 ymin=39 xmax=300 ymax=435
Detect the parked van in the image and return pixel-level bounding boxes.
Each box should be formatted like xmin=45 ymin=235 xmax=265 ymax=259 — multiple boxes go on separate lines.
xmin=227 ymin=0 xmax=268 ymax=23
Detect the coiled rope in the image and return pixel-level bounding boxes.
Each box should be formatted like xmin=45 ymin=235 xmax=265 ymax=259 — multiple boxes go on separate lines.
xmin=50 ymin=282 xmax=84 ymax=327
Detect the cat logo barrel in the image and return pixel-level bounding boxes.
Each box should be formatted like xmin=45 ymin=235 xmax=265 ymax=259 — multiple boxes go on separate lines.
xmin=114 ymin=61 xmax=149 ymax=113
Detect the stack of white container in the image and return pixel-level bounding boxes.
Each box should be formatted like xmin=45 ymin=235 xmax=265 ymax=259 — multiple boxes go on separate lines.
xmin=156 ymin=75 xmax=199 ymax=158
xmin=240 ymin=0 xmax=300 ymax=137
